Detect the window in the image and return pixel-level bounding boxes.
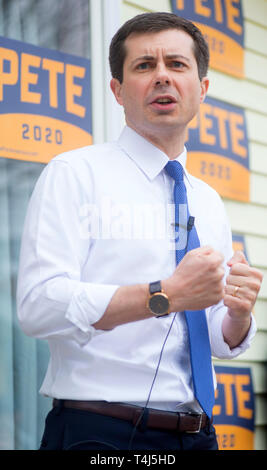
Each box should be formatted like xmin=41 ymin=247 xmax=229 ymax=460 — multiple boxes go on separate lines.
xmin=0 ymin=0 xmax=90 ymax=450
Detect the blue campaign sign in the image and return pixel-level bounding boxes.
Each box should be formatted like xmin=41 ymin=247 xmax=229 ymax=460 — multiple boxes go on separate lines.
xmin=213 ymin=366 xmax=255 ymax=450
xmin=232 ymin=234 xmax=249 ymax=260
xmin=0 ymin=36 xmax=92 ymax=163
xmin=171 ymin=0 xmax=245 ymax=77
xmin=186 ymin=95 xmax=250 ymax=202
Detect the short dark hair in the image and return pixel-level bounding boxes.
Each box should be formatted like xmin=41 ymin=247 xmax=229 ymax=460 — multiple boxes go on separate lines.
xmin=109 ymin=12 xmax=209 ymax=83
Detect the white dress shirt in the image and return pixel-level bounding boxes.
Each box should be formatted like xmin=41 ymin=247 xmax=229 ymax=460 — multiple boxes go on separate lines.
xmin=17 ymin=126 xmax=256 ymax=412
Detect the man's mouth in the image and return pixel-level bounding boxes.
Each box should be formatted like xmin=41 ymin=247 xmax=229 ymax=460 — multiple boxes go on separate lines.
xmin=152 ymin=95 xmax=176 ymax=104
xmin=155 ymin=97 xmax=173 ymax=104
xmin=150 ymin=95 xmax=177 ymax=110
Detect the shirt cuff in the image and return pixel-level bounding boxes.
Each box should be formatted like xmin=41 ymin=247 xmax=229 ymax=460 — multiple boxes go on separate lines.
xmin=65 ymin=283 xmax=119 ymax=345
xmin=211 ymin=313 xmax=257 ymax=359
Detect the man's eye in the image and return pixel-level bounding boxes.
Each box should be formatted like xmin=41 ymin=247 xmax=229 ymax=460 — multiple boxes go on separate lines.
xmin=172 ymin=61 xmax=185 ymax=68
xmin=137 ymin=62 xmax=150 ymax=70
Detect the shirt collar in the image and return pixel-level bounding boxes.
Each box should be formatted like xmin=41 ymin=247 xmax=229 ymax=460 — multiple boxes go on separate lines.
xmin=117 ymin=126 xmax=194 ymax=188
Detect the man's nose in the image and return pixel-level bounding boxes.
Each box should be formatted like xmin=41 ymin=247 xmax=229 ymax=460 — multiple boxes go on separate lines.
xmin=154 ymin=64 xmax=171 ymax=86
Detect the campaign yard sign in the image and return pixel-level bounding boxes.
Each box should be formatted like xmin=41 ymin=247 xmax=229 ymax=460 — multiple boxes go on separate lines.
xmin=171 ymin=0 xmax=245 ymax=78
xmin=232 ymin=233 xmax=248 ymax=259
xmin=213 ymin=366 xmax=255 ymax=450
xmin=186 ymin=96 xmax=250 ymax=202
xmin=0 ymin=36 xmax=92 ymax=164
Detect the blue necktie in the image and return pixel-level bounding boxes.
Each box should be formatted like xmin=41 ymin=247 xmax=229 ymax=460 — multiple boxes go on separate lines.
xmin=165 ymin=160 xmax=214 ymax=418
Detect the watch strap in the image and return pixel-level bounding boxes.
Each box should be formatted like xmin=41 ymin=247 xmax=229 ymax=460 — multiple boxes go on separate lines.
xmin=149 ymin=280 xmax=162 ymax=294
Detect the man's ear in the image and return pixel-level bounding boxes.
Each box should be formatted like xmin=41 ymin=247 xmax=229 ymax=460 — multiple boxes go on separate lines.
xmin=199 ymin=77 xmax=209 ymax=103
xmin=110 ymin=78 xmax=124 ymax=106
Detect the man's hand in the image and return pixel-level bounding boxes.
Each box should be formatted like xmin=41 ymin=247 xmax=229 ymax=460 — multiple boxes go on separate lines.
xmin=224 ymin=251 xmax=263 ymax=320
xmin=93 ymin=246 xmax=224 ymax=331
xmin=163 ymin=246 xmax=225 ymax=313
xmin=222 ymin=251 xmax=263 ymax=349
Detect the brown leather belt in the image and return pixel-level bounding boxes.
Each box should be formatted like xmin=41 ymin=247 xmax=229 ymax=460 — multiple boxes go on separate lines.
xmin=53 ymin=399 xmax=209 ymax=433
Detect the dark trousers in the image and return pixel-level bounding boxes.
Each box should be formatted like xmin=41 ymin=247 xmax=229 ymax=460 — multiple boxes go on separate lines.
xmin=39 ymin=402 xmax=218 ymax=451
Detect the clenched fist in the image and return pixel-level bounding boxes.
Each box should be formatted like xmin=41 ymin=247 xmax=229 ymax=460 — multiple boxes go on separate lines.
xmin=163 ymin=246 xmax=225 ymax=313
xmin=224 ymin=251 xmax=263 ymax=320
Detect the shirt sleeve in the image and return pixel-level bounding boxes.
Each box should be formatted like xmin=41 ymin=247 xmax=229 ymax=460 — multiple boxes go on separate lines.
xmin=209 ymin=301 xmax=257 ymax=359
xmin=17 ymin=158 xmax=119 ymax=346
xmin=207 ymin=200 xmax=257 ymax=359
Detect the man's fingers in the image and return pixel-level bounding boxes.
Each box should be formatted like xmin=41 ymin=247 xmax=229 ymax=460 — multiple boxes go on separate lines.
xmin=226 ymin=274 xmax=246 ymax=287
xmin=195 ymin=246 xmax=224 ymax=261
xmin=227 ymin=250 xmax=249 ymax=268
xmin=227 ymin=262 xmax=250 ymax=277
xmin=193 ymin=245 xmax=214 ymax=256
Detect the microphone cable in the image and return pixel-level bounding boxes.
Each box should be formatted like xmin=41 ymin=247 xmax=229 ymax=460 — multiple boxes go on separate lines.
xmin=127 ymin=311 xmax=177 ymax=450
xmin=127 ymin=216 xmax=194 ymax=449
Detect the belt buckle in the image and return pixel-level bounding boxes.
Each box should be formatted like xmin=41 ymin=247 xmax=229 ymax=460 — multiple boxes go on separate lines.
xmin=186 ymin=413 xmax=203 ymax=433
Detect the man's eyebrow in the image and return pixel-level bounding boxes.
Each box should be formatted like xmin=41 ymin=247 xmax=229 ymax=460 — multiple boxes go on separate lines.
xmin=131 ymin=54 xmax=191 ymax=66
xmin=130 ymin=55 xmax=155 ymax=66
xmin=165 ymin=54 xmax=191 ymax=63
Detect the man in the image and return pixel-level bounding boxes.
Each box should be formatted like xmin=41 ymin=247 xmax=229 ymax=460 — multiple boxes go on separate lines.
xmin=17 ymin=13 xmax=262 ymax=450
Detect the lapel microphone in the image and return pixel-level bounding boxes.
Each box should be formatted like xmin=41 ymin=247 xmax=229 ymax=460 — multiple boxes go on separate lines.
xmin=173 ymin=215 xmax=195 ymax=231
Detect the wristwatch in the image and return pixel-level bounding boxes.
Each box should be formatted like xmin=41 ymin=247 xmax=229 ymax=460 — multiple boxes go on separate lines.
xmin=147 ymin=281 xmax=170 ymax=317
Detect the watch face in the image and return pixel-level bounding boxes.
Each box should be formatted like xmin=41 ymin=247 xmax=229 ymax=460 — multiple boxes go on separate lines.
xmin=149 ymin=293 xmax=169 ymax=315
